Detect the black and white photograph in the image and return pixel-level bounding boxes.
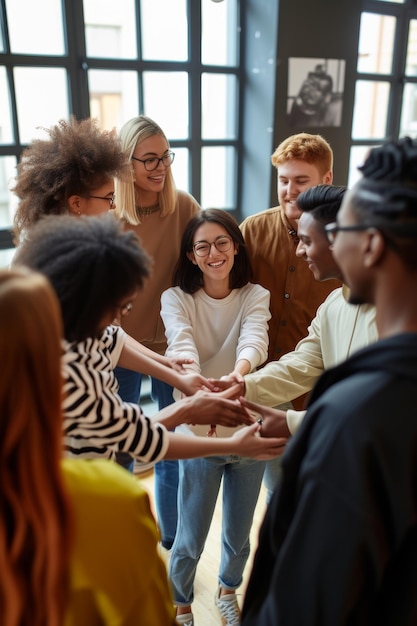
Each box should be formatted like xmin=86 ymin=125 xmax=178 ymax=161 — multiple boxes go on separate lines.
xmin=287 ymin=57 xmax=346 ymax=128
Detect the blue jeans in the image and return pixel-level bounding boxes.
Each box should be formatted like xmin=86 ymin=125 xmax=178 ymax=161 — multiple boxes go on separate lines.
xmin=169 ymin=454 xmax=266 ymax=606
xmin=114 ymin=366 xmax=178 ymax=549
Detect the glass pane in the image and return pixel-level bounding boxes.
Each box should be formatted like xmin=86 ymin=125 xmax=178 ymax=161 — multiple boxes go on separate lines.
xmin=0 ymin=13 xmax=4 ymax=52
xmin=201 ymin=147 xmax=236 ymax=209
xmin=170 ymin=148 xmax=190 ymax=193
xmin=0 ymin=156 xmax=17 ymax=229
xmin=352 ymin=80 xmax=390 ymax=139
xmin=89 ymin=70 xmax=139 ymax=131
xmin=405 ymin=20 xmax=417 ymax=76
xmin=14 ymin=68 xmax=69 ymax=143
xmin=143 ymin=72 xmax=188 ymax=139
xmin=83 ymin=0 xmax=137 ymax=59
xmin=202 ymin=73 xmax=238 ymax=140
xmin=399 ymin=82 xmax=417 ymax=138
xmin=202 ymin=0 xmax=238 ymax=67
xmin=6 ymin=0 xmax=65 ymax=55
xmin=0 ymin=67 xmax=13 ymax=143
xmin=357 ymin=13 xmax=395 ymax=75
xmin=141 ymin=0 xmax=187 ymax=61
xmin=348 ymin=146 xmax=373 ymax=188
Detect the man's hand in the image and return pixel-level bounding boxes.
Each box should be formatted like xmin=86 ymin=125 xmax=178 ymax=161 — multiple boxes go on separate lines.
xmin=238 ymin=397 xmax=292 ymax=440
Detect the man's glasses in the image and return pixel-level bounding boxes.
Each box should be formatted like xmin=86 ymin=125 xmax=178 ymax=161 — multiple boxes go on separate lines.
xmin=325 ymin=222 xmax=371 ymax=244
xmin=87 ymin=191 xmax=116 ymax=209
xmin=193 ymin=236 xmax=233 ymax=257
xmin=131 ymin=151 xmax=175 ymax=171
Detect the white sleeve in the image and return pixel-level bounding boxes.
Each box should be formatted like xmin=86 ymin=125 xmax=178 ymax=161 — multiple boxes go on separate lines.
xmin=160 ymin=288 xmax=201 ymax=373
xmin=236 ymin=284 xmax=271 ymax=371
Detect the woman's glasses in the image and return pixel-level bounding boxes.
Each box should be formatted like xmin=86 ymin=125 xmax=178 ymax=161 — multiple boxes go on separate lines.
xmin=131 ymin=152 xmax=175 ymax=171
xmin=193 ymin=236 xmax=233 ymax=257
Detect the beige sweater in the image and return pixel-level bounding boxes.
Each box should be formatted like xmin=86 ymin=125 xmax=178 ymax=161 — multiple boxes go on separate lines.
xmin=121 ymin=190 xmax=200 ymax=354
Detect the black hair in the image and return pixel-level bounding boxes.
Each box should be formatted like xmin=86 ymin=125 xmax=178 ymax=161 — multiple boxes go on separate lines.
xmin=173 ymin=209 xmax=253 ymax=294
xmin=14 ymin=214 xmax=150 ymax=342
xmin=350 ymin=137 xmax=417 ymax=266
xmin=296 ymin=184 xmax=347 ymax=225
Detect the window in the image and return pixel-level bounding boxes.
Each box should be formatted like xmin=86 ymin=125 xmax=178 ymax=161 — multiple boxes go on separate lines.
xmin=349 ymin=0 xmax=417 ymax=186
xmin=0 ymin=0 xmax=243 ymax=262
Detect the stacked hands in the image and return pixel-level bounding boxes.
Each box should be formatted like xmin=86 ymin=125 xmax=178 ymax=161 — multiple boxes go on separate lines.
xmin=166 ymin=356 xmax=289 ymax=459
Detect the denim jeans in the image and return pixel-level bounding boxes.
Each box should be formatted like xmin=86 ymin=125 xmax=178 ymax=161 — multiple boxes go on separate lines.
xmin=169 ymin=454 xmax=266 ymax=605
xmin=114 ymin=366 xmax=178 ymax=549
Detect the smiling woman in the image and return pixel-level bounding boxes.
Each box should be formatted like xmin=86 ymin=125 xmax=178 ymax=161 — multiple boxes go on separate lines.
xmin=11 ymin=117 xmax=131 ymax=245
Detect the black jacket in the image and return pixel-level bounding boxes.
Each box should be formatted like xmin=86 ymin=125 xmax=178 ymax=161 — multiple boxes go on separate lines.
xmin=242 ymin=334 xmax=417 ymax=625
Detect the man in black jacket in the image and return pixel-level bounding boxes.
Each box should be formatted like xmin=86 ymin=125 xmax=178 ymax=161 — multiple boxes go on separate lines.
xmin=241 ymin=137 xmax=417 ymax=625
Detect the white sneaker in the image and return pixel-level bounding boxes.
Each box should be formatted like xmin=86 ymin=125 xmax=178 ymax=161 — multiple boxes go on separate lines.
xmin=214 ymin=586 xmax=241 ymax=625
xmin=176 ymin=611 xmax=194 ymax=626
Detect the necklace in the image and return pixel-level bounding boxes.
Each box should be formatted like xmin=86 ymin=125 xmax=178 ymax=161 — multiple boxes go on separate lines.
xmin=135 ymin=203 xmax=160 ymax=216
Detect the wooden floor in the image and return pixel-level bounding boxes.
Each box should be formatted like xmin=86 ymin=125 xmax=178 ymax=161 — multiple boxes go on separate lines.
xmin=138 ymin=468 xmax=268 ymax=625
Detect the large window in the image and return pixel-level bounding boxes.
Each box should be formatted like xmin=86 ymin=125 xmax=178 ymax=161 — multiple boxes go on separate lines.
xmin=0 ymin=0 xmax=243 ymax=264
xmin=349 ymin=0 xmax=417 ymax=185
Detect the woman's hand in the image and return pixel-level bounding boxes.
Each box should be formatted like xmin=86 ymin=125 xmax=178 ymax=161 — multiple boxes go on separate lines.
xmin=182 ymin=391 xmax=255 ymax=428
xmin=166 ymin=356 xmax=195 ymax=373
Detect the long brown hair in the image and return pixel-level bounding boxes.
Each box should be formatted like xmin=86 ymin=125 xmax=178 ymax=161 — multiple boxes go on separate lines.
xmin=0 ymin=268 xmax=73 ymax=626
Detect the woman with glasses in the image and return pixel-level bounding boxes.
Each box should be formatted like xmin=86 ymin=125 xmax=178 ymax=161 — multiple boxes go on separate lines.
xmin=12 ymin=116 xmax=130 ymax=244
xmin=114 ymin=115 xmax=201 ymax=551
xmin=160 ymin=209 xmax=271 ymax=626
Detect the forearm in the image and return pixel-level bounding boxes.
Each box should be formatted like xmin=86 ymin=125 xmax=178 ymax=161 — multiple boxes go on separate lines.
xmin=118 ymin=341 xmax=180 ymax=388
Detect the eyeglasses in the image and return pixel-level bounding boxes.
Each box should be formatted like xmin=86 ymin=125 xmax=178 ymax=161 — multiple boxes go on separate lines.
xmin=87 ymin=191 xmax=116 ymax=209
xmin=325 ymin=222 xmax=371 ymax=244
xmin=193 ymin=236 xmax=233 ymax=257
xmin=118 ymin=302 xmax=133 ymax=317
xmin=131 ymin=151 xmax=175 ymax=171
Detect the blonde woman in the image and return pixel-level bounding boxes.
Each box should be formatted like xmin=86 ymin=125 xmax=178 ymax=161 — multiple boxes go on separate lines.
xmin=114 ymin=115 xmax=200 ymax=549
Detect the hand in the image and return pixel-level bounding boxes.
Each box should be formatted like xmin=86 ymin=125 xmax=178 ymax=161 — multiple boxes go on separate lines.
xmin=238 ymin=397 xmax=292 ymax=439
xmin=208 ymin=378 xmax=245 ymax=398
xmin=230 ymin=423 xmax=287 ymax=460
xmin=184 ymin=391 xmax=256 ymax=428
xmin=167 ymin=356 xmax=195 ymax=374
xmin=176 ymin=373 xmax=216 ymax=395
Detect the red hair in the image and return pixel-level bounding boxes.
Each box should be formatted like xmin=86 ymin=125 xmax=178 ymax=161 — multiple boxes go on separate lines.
xmin=0 ymin=269 xmax=73 ymax=626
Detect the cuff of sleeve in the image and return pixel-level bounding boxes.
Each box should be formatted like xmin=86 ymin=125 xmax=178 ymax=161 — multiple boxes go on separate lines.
xmin=286 ymin=409 xmax=307 ymax=435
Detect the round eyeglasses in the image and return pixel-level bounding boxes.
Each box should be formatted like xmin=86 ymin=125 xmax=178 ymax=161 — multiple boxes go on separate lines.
xmin=131 ymin=151 xmax=175 ymax=172
xmin=193 ymin=236 xmax=233 ymax=257
xmin=87 ymin=191 xmax=116 ymax=209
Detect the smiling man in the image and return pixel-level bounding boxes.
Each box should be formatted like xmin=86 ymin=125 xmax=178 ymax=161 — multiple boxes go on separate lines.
xmin=241 ymin=137 xmax=417 ymax=625
xmin=240 ymin=133 xmax=341 ymax=496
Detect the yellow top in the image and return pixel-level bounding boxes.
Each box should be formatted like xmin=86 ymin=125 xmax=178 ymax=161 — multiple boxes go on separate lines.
xmin=62 ymin=459 xmax=177 ymax=626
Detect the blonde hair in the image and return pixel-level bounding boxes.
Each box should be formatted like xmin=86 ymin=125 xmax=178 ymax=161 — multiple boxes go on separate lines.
xmin=115 ymin=115 xmax=177 ymax=225
xmin=0 ymin=268 xmax=72 ymax=626
xmin=271 ymin=132 xmax=333 ymax=177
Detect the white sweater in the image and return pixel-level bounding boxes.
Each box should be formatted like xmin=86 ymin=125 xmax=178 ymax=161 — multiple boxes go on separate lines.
xmin=161 ymin=282 xmax=271 ymax=438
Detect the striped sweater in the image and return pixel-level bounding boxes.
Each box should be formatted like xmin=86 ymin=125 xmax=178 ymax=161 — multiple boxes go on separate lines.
xmin=62 ymin=324 xmax=168 ymax=462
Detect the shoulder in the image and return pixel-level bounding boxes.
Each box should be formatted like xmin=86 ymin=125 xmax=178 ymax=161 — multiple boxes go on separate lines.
xmin=161 ymin=286 xmax=191 ymax=305
xmin=62 ymin=458 xmax=147 ymax=502
xmin=241 ymin=206 xmax=281 ymax=228
xmin=176 ymin=189 xmax=201 ymax=214
xmin=244 ymin=282 xmax=270 ymax=299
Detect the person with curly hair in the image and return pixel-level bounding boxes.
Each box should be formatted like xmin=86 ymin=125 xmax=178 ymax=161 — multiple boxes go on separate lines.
xmin=0 ymin=267 xmax=179 ymax=625
xmin=241 ymin=137 xmax=417 ymax=625
xmin=12 ymin=116 xmax=131 ymax=244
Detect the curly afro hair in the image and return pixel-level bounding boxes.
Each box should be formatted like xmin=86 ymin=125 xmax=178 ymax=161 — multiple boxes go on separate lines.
xmin=12 ymin=117 xmax=132 ymax=244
